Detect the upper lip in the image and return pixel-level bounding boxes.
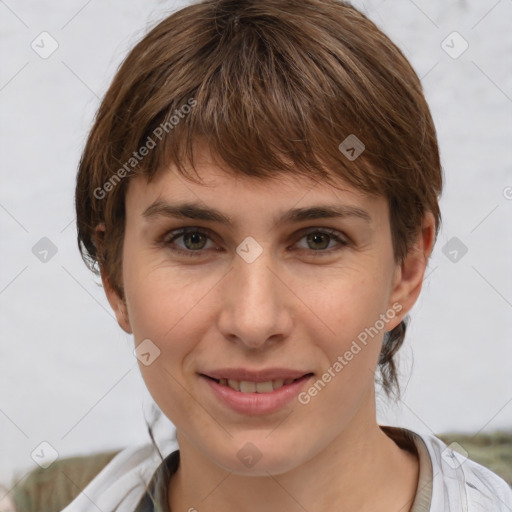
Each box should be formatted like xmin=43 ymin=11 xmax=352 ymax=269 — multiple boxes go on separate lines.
xmin=200 ymin=368 xmax=313 ymax=382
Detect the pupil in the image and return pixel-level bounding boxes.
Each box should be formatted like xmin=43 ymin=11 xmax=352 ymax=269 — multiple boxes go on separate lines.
xmin=308 ymin=233 xmax=329 ymax=250
xmin=185 ymin=232 xmax=205 ymax=250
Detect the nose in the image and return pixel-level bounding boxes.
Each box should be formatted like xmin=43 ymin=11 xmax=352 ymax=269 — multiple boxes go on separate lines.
xmin=217 ymin=246 xmax=293 ymax=350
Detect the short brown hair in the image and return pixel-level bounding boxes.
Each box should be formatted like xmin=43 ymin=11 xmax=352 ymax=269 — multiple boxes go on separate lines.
xmin=75 ymin=0 xmax=443 ymax=397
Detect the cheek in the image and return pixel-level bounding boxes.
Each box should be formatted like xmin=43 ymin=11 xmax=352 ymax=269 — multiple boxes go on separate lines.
xmin=298 ymin=280 xmax=386 ymax=422
xmin=124 ymin=273 xmax=214 ymax=371
xmin=308 ymin=270 xmax=391 ymax=343
xmin=300 ymin=269 xmax=392 ymax=399
xmin=121 ymin=251 xmax=222 ymax=398
xmin=122 ymin=261 xmax=214 ymax=423
xmin=121 ymin=237 xmax=214 ymax=342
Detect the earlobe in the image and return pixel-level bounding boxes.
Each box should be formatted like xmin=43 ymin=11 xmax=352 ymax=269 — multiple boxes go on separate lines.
xmin=101 ymin=269 xmax=133 ymax=334
xmin=388 ymin=212 xmax=436 ymax=326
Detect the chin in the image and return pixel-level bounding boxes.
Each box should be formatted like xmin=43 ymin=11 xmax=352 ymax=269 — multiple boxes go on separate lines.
xmin=204 ymin=437 xmax=306 ymax=477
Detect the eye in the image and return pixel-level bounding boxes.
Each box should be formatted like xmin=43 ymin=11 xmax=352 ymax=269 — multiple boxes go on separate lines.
xmin=161 ymin=227 xmax=349 ymax=258
xmin=162 ymin=228 xmax=216 ymax=257
xmin=293 ymin=228 xmax=349 ymax=255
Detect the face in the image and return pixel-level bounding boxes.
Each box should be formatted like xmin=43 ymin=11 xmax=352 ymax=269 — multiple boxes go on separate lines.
xmin=104 ymin=146 xmax=429 ymax=477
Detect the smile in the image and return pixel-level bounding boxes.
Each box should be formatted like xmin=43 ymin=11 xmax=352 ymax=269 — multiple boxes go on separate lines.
xmin=200 ymin=372 xmax=315 ymax=415
xmin=206 ymin=376 xmax=305 ymax=393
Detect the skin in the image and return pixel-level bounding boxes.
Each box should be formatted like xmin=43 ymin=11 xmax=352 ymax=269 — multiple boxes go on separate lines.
xmin=101 ymin=144 xmax=435 ymax=512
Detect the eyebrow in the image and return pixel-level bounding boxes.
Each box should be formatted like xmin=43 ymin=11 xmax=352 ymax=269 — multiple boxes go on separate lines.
xmin=142 ymin=200 xmax=372 ymax=227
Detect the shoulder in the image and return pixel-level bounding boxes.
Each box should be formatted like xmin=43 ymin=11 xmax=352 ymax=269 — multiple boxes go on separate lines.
xmin=412 ymin=430 xmax=512 ymax=511
xmin=59 ymin=438 xmax=178 ymax=512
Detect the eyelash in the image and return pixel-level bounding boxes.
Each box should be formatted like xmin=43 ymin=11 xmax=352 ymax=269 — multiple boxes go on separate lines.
xmin=161 ymin=227 xmax=350 ymax=258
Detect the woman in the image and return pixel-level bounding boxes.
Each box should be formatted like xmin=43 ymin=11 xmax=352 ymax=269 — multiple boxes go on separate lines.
xmin=63 ymin=0 xmax=512 ymax=510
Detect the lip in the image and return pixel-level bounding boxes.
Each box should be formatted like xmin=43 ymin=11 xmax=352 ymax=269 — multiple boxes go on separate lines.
xmin=199 ymin=372 xmax=314 ymax=415
xmin=200 ymin=368 xmax=311 ymax=382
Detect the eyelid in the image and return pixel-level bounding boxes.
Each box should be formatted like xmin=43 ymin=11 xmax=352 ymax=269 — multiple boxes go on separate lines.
xmin=162 ymin=226 xmax=215 ymax=243
xmin=161 ymin=226 xmax=218 ymax=255
xmin=160 ymin=225 xmax=350 ymax=257
xmin=292 ymin=227 xmax=350 ymax=252
xmin=296 ymin=226 xmax=349 ymax=242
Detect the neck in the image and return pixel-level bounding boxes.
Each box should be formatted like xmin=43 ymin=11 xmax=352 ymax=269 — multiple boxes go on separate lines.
xmin=168 ymin=396 xmax=419 ymax=512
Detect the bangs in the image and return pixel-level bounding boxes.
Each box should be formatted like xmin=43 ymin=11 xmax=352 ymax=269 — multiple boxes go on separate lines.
xmin=117 ymin=6 xmax=397 ymax=194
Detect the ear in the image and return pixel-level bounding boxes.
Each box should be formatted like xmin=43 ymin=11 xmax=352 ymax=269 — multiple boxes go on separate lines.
xmin=387 ymin=212 xmax=436 ymax=329
xmin=95 ymin=223 xmax=132 ymax=334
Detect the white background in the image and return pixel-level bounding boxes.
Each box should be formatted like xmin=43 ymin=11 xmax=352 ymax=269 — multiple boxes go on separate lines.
xmin=1 ymin=0 xmax=511 ymax=488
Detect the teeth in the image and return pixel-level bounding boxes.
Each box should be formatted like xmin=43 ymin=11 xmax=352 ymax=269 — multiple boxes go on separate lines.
xmin=228 ymin=379 xmax=240 ymax=391
xmin=255 ymin=381 xmax=274 ymax=393
xmin=240 ymin=381 xmax=256 ymax=392
xmin=217 ymin=378 xmax=299 ymax=393
xmin=273 ymin=378 xmax=284 ymax=389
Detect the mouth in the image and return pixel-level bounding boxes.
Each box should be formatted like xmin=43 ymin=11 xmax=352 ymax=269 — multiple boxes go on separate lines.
xmin=200 ymin=370 xmax=315 ymax=415
xmin=201 ymin=374 xmax=314 ymax=393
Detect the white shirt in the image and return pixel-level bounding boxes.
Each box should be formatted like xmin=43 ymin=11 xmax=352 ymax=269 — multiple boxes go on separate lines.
xmin=60 ymin=426 xmax=512 ymax=512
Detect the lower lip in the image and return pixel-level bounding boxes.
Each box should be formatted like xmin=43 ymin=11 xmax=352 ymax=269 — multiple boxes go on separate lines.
xmin=200 ymin=374 xmax=314 ymax=415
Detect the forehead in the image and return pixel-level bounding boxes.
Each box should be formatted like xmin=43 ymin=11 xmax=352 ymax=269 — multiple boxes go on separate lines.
xmin=125 ymin=167 xmax=392 ymax=242
xmin=124 ymin=144 xmax=389 ymax=232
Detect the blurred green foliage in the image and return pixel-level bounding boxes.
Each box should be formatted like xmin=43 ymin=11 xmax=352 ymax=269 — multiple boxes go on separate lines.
xmin=437 ymin=431 xmax=512 ymax=486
